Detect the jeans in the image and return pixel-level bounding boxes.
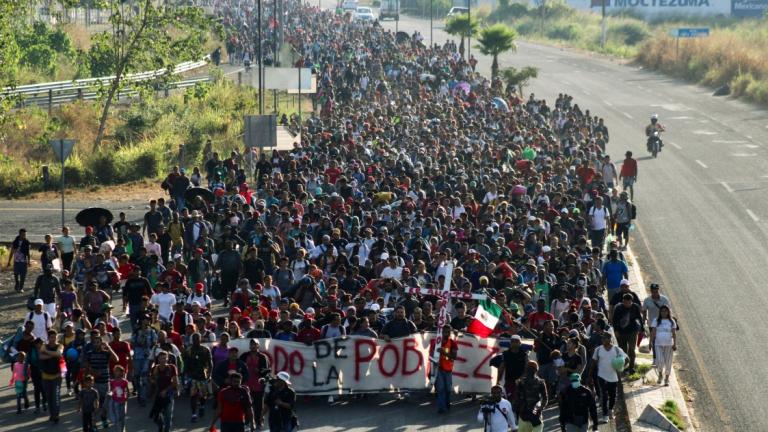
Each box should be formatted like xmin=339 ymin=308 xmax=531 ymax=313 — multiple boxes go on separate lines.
xmin=565 ymin=423 xmax=588 ymax=432
xmin=133 ymin=358 xmax=151 ymax=404
xmin=590 ymin=229 xmax=606 ymax=250
xmin=13 ymin=261 xmax=28 ymax=291
xmin=435 ymin=369 xmax=452 ymax=412
xmin=616 ymin=331 xmax=638 ymax=370
xmin=251 ymin=390 xmax=265 ymax=426
xmin=598 ymin=377 xmax=618 ymax=415
xmin=128 ymin=304 xmax=144 ymax=331
xmin=42 ymin=377 xmax=61 ymax=420
xmin=518 ymin=420 xmax=544 ymax=432
xmin=155 ymin=395 xmax=174 ymax=432
xmin=108 ymin=400 xmax=127 ymax=432
xmin=173 ymin=196 xmax=186 ymax=212
xmin=221 ymin=423 xmax=246 ymax=432
xmin=94 ymin=382 xmax=108 ymax=421
xmin=61 ymin=252 xmax=74 ymax=273
xmin=83 ymin=411 xmax=96 ymax=432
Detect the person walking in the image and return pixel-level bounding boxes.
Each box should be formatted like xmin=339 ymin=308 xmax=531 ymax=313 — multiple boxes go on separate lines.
xmin=264 ymin=371 xmax=297 ymax=432
xmin=588 ymin=332 xmax=627 ymax=423
xmin=515 ymin=361 xmax=548 ymax=432
xmin=57 ymin=226 xmax=78 ymax=273
xmin=149 ymin=350 xmax=179 ymax=432
xmin=477 ymin=384 xmax=516 ymax=432
xmin=435 ymin=324 xmax=458 ymax=414
xmin=78 ymin=375 xmax=99 ymax=432
xmin=211 ymin=372 xmax=254 ymax=432
xmin=650 ymin=305 xmax=677 ymax=386
xmin=559 ymin=372 xmax=599 ymax=431
xmin=497 ymin=335 xmax=528 ymax=402
xmin=39 ymin=329 xmax=63 ymax=424
xmin=8 ymin=228 xmax=31 ymax=293
xmin=183 ymin=332 xmax=213 ymax=423
xmin=240 ymin=339 xmax=271 ymax=429
xmin=587 ymin=196 xmax=610 ymax=250
xmin=619 ymin=151 xmax=638 ymax=200
xmin=611 ymin=293 xmax=642 ymax=374
xmin=108 ymin=365 xmax=129 ymax=432
xmin=82 ymin=330 xmax=119 ymax=429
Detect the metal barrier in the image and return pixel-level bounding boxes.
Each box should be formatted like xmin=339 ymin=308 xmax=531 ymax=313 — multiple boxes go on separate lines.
xmin=1 ymin=58 xmax=210 ymax=108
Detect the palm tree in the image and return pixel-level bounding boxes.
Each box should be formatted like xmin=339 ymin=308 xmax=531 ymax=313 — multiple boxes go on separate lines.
xmin=501 ymin=66 xmax=539 ymax=96
xmin=476 ymin=23 xmax=518 ymax=79
xmin=444 ymin=14 xmax=479 ymax=60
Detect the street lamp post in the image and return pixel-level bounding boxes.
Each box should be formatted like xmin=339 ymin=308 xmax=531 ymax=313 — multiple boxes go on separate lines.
xmin=600 ymin=0 xmax=607 ymax=48
xmin=467 ymin=0 xmax=471 ymax=59
xmin=258 ymin=0 xmax=264 ymax=114
xmin=430 ymin=0 xmax=433 ymax=47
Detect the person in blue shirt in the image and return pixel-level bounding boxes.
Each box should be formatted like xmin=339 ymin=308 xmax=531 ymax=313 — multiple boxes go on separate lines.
xmin=601 ymin=250 xmax=628 ymax=300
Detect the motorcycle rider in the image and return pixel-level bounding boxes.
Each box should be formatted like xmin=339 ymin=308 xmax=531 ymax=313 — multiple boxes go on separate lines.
xmin=645 ymin=114 xmax=666 ymax=152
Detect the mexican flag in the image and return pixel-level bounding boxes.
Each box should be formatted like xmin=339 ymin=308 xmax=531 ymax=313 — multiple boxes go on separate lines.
xmin=467 ymin=299 xmax=503 ymax=337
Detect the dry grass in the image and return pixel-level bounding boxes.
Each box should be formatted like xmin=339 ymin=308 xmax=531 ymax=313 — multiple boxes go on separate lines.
xmin=635 ymin=19 xmax=768 ymax=104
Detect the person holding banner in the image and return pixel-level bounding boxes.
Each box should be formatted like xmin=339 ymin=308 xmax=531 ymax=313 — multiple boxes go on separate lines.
xmin=436 ymin=324 xmax=458 ymax=414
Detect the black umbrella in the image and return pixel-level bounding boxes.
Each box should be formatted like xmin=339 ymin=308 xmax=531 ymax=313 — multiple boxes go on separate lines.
xmin=395 ymin=31 xmax=410 ymax=44
xmin=75 ymin=207 xmax=113 ymax=227
xmin=184 ymin=186 xmax=215 ymax=203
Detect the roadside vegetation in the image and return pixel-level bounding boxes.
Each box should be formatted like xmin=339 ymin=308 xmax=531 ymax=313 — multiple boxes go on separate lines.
xmin=486 ymin=0 xmax=768 ymax=104
xmin=660 ymin=400 xmax=687 ymax=430
xmin=0 ymin=76 xmax=306 ymax=198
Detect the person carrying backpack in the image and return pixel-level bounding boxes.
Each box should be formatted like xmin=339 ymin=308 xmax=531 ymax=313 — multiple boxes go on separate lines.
xmin=211 ymin=372 xmax=254 ymax=432
xmin=587 ymin=332 xmax=627 ymax=423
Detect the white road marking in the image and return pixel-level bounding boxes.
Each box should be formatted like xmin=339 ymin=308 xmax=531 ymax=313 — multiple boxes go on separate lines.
xmin=713 ymin=140 xmax=747 ymax=144
xmin=720 ymin=181 xmax=734 ymax=193
xmin=747 ymin=209 xmax=759 ymax=222
xmin=693 ymin=130 xmax=718 ymax=135
xmin=740 ymin=144 xmax=760 ymax=149
xmin=622 ymin=112 xmax=633 ymax=119
xmin=695 ymin=160 xmax=708 ymax=168
xmin=747 ymin=135 xmax=753 ymax=139
xmin=670 ymin=116 xmax=693 ymax=120
xmin=583 ymin=90 xmax=592 ymax=96
xmin=669 ymin=141 xmax=682 ymax=150
xmin=732 ymin=153 xmax=757 ymax=157
xmin=603 ymin=100 xmax=613 ymax=106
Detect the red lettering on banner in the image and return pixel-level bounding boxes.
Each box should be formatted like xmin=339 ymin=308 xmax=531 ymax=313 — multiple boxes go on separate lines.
xmin=273 ymin=345 xmax=290 ymax=372
xmin=378 ymin=344 xmax=400 ymax=377
xmin=453 ymin=339 xmax=473 ymax=379
xmin=288 ymin=351 xmax=305 ymax=376
xmin=402 ymin=338 xmax=423 ymax=376
xmin=473 ymin=342 xmax=500 ymax=380
xmin=354 ymin=339 xmax=377 ymax=381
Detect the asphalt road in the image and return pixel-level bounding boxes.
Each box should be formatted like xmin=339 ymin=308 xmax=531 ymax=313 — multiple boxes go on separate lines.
xmin=2 ymin=5 xmax=767 ymax=431
xmin=372 ymin=9 xmax=768 ymax=432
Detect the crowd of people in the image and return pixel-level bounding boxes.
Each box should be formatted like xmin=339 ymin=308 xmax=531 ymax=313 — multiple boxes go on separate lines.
xmin=2 ymin=0 xmax=681 ymax=431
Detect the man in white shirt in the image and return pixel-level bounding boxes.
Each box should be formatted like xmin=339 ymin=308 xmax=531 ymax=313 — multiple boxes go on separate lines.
xmin=601 ymin=155 xmax=618 ymax=188
xmin=26 ymin=299 xmax=53 ymax=342
xmin=477 ymin=384 xmax=516 ymax=432
xmin=150 ymin=282 xmax=177 ymax=323
xmin=380 ymin=256 xmax=403 ymax=281
xmin=56 ymin=226 xmax=77 ymax=273
xmin=588 ymin=196 xmax=610 ymax=250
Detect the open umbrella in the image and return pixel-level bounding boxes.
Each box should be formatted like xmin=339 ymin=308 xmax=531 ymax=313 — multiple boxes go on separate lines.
xmin=395 ymin=31 xmax=410 ymax=44
xmin=454 ymin=81 xmax=471 ymax=95
xmin=492 ymin=97 xmax=509 ymax=112
xmin=184 ymin=186 xmax=215 ymax=203
xmin=75 ymin=207 xmax=113 ymax=227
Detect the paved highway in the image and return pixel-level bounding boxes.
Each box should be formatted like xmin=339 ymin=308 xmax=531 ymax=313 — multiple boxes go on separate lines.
xmin=374 ymin=9 xmax=768 ymax=432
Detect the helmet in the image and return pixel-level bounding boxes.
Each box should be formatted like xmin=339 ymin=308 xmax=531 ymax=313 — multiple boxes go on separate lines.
xmin=650 ymin=113 xmax=659 ymax=121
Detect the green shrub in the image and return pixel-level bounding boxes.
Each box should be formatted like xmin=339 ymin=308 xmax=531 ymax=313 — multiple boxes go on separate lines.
xmin=22 ymin=44 xmax=58 ymax=76
xmin=48 ymin=27 xmax=73 ymax=54
xmin=546 ymin=23 xmax=581 ymax=41
xmin=514 ymin=16 xmax=539 ymax=35
xmin=611 ymin=21 xmax=649 ymax=46
xmin=88 ymin=152 xmax=121 ymax=184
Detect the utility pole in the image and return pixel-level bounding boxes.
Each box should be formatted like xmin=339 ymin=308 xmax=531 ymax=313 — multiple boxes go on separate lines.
xmin=258 ymin=0 xmax=264 ymax=114
xmin=467 ymin=0 xmax=471 ymax=59
xmin=601 ymin=0 xmax=607 ymax=48
xmin=430 ymin=0 xmax=433 ymax=47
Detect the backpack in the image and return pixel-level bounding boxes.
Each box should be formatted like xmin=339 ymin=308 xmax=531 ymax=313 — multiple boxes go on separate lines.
xmin=27 ymin=311 xmax=51 ymax=331
xmin=630 ymin=203 xmax=637 ymax=220
xmin=0 ymin=326 xmax=24 ymax=363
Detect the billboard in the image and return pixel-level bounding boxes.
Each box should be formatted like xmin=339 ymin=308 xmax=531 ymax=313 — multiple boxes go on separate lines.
xmin=731 ymin=0 xmax=768 ymax=16
xmin=567 ymin=0 xmax=731 ymax=16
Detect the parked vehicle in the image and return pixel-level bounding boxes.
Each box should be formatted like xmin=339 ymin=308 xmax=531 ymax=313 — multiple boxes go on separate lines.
xmin=355 ymin=6 xmax=375 ymax=20
xmin=379 ymin=0 xmax=399 ymax=20
xmin=446 ymin=6 xmax=468 ymax=17
xmin=341 ymin=0 xmax=358 ymax=11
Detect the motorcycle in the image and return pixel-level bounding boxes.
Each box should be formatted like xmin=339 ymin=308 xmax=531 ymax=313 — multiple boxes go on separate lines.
xmin=647 ymin=130 xmax=662 ymax=158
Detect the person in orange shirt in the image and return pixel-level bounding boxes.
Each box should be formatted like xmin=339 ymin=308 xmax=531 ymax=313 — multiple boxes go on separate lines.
xmin=436 ymin=324 xmax=458 ymax=414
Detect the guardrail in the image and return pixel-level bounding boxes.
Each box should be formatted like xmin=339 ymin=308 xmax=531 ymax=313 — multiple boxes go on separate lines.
xmin=1 ymin=58 xmax=210 ymax=109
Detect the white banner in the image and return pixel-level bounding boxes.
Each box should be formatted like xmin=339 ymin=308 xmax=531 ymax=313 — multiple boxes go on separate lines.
xmin=224 ymin=333 xmax=502 ymax=395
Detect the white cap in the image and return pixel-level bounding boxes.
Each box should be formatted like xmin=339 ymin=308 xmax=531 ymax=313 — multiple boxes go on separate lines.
xmin=620 ymin=279 xmax=630 ymax=286
xmin=369 ymin=303 xmax=381 ymax=312
xmin=276 ymin=371 xmax=291 ymax=384
xmin=34 ymin=299 xmax=44 ymax=306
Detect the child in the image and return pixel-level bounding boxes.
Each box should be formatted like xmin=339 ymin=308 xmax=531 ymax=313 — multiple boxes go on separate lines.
xmin=108 ymin=365 xmax=129 ymax=432
xmin=10 ymin=351 xmax=30 ymax=414
xmin=78 ymin=375 xmax=99 ymax=432
xmin=59 ymin=280 xmax=79 ymax=322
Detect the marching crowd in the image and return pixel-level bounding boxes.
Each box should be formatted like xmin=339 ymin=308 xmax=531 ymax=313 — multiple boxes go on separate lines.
xmin=2 ymin=1 xmax=679 ymax=432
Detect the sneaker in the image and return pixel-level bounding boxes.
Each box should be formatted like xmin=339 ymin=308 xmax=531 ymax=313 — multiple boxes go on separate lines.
xmin=191 ymin=415 xmax=198 ymax=423
xmin=327 ymin=396 xmax=334 ymax=404
xmin=102 ymin=419 xmax=109 ymax=429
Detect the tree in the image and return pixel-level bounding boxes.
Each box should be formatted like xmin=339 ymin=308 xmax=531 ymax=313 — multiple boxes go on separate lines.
xmin=0 ymin=0 xmax=30 ymax=132
xmin=476 ymin=24 xmax=517 ymax=79
xmin=444 ymin=14 xmax=478 ymax=60
xmin=89 ymin=0 xmax=211 ymax=149
xmin=501 ymin=66 xmax=539 ymax=96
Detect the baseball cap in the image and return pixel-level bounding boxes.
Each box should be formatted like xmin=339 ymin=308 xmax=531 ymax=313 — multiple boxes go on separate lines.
xmin=276 ymin=371 xmax=291 ymax=384
xmin=510 ymin=335 xmax=522 ymax=342
xmin=620 ymin=279 xmax=630 ymax=286
xmin=34 ymin=299 xmax=44 ymax=306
